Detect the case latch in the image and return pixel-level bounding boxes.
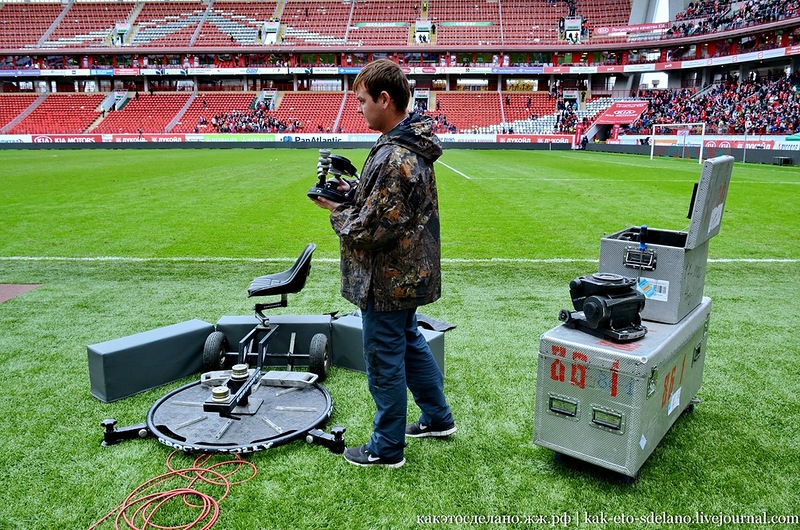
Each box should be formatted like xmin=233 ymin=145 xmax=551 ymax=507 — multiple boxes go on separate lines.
xmin=692 ymin=343 xmax=702 ymax=366
xmin=647 ymin=365 xmax=658 ymax=397
xmin=624 ymin=246 xmax=657 ymax=270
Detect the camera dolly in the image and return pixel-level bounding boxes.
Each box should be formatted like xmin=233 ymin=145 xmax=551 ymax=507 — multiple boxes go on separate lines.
xmin=100 ymin=244 xmax=345 ymax=454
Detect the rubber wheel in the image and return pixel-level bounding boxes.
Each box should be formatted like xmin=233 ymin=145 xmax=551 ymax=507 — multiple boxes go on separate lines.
xmin=558 ymin=309 xmax=572 ymax=323
xmin=202 ymin=331 xmax=228 ymax=371
xmin=308 ymin=333 xmax=331 ymax=382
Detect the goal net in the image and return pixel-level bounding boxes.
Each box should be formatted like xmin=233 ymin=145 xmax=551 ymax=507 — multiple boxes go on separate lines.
xmin=649 ymin=122 xmax=706 ymax=163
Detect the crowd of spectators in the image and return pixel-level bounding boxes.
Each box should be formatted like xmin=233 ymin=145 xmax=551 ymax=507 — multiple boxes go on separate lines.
xmin=204 ymin=107 xmax=306 ymax=133
xmin=666 ymin=0 xmax=800 ymax=39
xmin=553 ymin=108 xmax=578 ymax=133
xmin=413 ymin=100 xmax=458 ymax=134
xmin=427 ymin=113 xmax=458 ymax=134
xmin=625 ymin=70 xmax=800 ymax=135
xmin=550 ymin=95 xmax=592 ymax=134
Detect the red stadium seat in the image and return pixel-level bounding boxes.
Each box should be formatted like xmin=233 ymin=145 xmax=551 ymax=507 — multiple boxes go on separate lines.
xmin=9 ymin=94 xmax=105 ymax=134
xmin=92 ymin=93 xmax=192 ymax=134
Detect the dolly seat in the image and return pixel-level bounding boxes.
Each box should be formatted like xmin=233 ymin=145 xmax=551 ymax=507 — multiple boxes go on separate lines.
xmin=248 ymin=243 xmax=316 ymax=299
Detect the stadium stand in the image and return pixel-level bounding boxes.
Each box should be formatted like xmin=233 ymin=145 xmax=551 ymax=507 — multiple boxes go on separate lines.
xmin=433 ymin=91 xmax=504 ymax=132
xmin=499 ymin=0 xmax=564 ymax=45
xmin=339 ymin=90 xmax=514 ymax=135
xmin=279 ymin=0 xmax=351 ymax=46
xmin=2 ymin=0 xmax=798 ymax=50
xmin=8 ymin=93 xmax=105 ymax=134
xmin=582 ymin=0 xmax=632 ymax=27
xmin=1 ymin=0 xmax=799 ymax=139
xmin=92 ymin=93 xmax=192 ymax=134
xmin=501 ymin=92 xmax=556 ymax=124
xmin=205 ymin=107 xmax=280 ymax=133
xmin=666 ymin=0 xmax=800 ymax=39
xmin=427 ymin=0 xmax=501 ymax=46
xmin=128 ymin=1 xmax=207 ymax=47
xmin=0 ymin=94 xmax=41 ymax=132
xmin=482 ymin=96 xmax=612 ymax=135
xmin=348 ymin=0 xmax=418 ymax=46
xmin=42 ymin=2 xmax=134 ymax=48
xmin=193 ymin=0 xmax=276 ymax=46
xmin=269 ymin=91 xmax=343 ymax=132
xmin=0 ymin=2 xmax=64 ymax=48
xmin=625 ymin=71 xmax=800 ymax=135
xmin=171 ymin=92 xmax=257 ymax=133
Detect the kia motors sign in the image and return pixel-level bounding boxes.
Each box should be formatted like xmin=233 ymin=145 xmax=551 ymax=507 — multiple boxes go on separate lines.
xmin=32 ymin=134 xmax=102 ymax=143
xmin=594 ymin=101 xmax=649 ymax=125
xmin=704 ymin=139 xmax=775 ymax=150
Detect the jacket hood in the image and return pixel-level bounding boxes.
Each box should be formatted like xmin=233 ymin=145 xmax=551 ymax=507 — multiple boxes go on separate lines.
xmin=380 ymin=112 xmax=443 ymax=163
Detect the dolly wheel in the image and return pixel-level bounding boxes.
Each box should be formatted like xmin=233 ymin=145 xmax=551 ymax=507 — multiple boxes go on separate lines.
xmin=202 ymin=331 xmax=229 ymax=371
xmin=309 ymin=333 xmax=331 ymax=382
xmin=558 ymin=309 xmax=572 ymax=323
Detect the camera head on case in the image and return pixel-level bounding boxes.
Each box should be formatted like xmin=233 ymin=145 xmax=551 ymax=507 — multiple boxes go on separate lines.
xmin=308 ymin=148 xmax=358 ymax=203
xmin=558 ymin=272 xmax=647 ymax=342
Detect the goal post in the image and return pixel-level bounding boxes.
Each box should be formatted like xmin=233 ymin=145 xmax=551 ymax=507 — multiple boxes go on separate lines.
xmin=650 ymin=122 xmax=706 ymax=163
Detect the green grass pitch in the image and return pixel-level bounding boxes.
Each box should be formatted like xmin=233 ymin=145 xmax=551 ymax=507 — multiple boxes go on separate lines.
xmin=0 ymin=148 xmax=798 ymax=528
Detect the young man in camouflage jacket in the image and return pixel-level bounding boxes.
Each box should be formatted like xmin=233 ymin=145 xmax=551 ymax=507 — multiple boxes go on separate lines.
xmin=312 ymin=59 xmax=456 ymax=467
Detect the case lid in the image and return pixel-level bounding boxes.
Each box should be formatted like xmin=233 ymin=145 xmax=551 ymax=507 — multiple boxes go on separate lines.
xmin=685 ymin=155 xmax=733 ymax=249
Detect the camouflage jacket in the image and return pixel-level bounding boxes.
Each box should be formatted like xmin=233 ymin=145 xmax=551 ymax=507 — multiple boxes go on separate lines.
xmin=329 ymin=113 xmax=443 ymax=311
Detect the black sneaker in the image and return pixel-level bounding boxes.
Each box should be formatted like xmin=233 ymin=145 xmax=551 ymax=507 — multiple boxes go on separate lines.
xmin=343 ymin=444 xmax=405 ymax=468
xmin=405 ymin=422 xmax=457 ymax=438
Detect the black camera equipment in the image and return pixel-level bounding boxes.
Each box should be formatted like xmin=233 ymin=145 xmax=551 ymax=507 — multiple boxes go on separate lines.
xmin=99 ymin=244 xmax=345 ymax=455
xmin=307 ymin=149 xmax=358 ymax=203
xmin=559 ymin=272 xmax=647 ymax=342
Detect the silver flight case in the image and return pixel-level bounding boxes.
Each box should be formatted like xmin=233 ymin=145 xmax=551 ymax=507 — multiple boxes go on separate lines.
xmin=599 ymin=156 xmax=732 ymax=324
xmin=533 ymin=297 xmax=712 ymax=479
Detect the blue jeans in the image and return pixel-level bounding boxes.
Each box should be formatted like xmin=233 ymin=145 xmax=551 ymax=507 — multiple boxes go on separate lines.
xmin=362 ymin=298 xmax=454 ymax=460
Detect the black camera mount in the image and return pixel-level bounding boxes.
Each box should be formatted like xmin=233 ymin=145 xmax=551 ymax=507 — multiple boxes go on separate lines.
xmin=307 ymin=148 xmax=358 ymax=203
xmin=559 ymin=272 xmax=647 ymax=342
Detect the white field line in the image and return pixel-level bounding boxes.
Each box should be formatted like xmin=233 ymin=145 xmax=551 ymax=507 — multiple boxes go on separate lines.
xmin=0 ymin=256 xmax=797 ymax=264
xmin=471 ymin=177 xmax=800 ymax=184
xmin=436 ymin=161 xmax=797 ymax=185
xmin=437 ymin=161 xmax=472 ymax=180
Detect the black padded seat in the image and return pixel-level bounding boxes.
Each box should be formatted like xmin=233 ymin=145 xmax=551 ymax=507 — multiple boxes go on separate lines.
xmin=248 ymin=243 xmax=316 ymax=298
